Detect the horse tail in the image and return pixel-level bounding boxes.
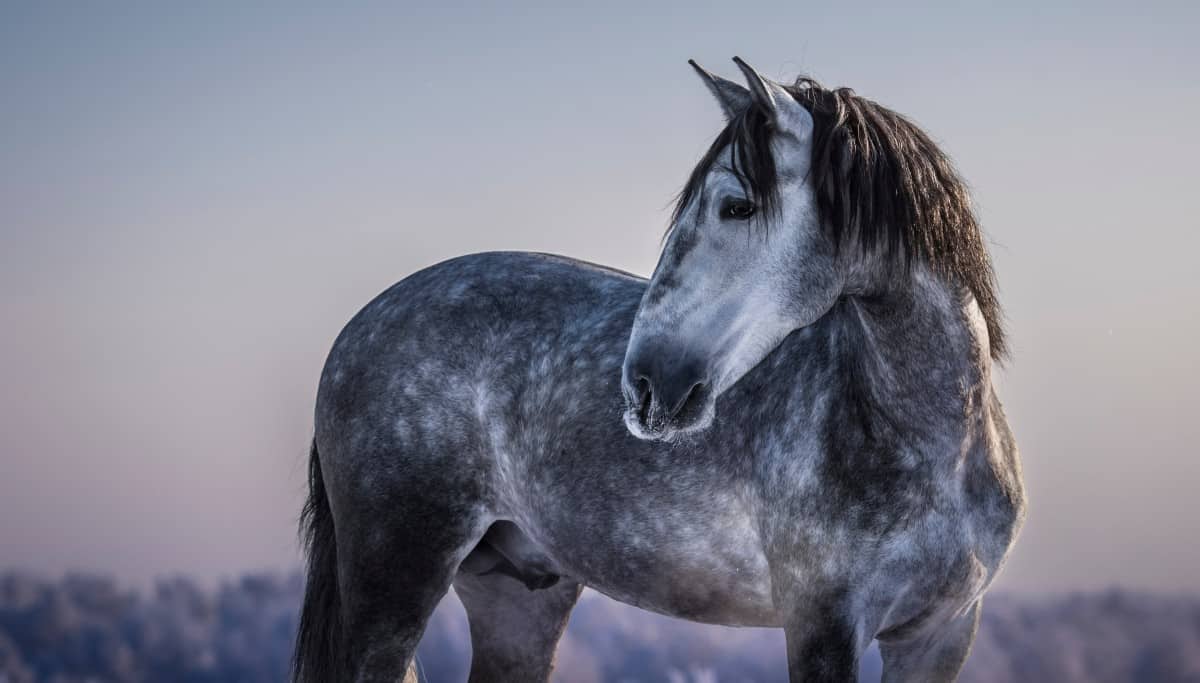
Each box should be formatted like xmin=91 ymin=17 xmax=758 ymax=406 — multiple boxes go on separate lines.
xmin=292 ymin=439 xmax=343 ymax=682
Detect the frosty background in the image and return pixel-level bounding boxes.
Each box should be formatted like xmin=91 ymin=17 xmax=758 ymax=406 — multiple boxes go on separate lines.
xmin=3 ymin=572 xmax=1200 ymax=683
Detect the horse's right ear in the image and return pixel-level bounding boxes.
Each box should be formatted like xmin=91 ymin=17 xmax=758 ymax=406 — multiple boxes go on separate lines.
xmin=689 ymin=59 xmax=750 ymax=121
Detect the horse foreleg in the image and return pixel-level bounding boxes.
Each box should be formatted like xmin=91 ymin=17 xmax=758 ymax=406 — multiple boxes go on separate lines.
xmin=879 ymin=600 xmax=982 ymax=683
xmin=780 ymin=592 xmax=863 ymax=683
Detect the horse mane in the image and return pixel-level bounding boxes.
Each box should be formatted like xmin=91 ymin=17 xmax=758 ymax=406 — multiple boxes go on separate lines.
xmin=672 ymin=77 xmax=1007 ymax=361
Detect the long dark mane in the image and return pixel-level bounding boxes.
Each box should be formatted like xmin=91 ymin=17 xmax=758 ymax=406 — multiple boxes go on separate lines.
xmin=673 ymin=77 xmax=1007 ymax=360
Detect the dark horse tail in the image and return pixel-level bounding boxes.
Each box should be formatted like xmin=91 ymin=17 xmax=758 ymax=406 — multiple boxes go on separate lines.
xmin=292 ymin=440 xmax=343 ymax=682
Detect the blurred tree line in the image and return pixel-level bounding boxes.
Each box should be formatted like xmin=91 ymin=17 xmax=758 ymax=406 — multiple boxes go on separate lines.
xmin=1 ymin=571 xmax=1198 ymax=682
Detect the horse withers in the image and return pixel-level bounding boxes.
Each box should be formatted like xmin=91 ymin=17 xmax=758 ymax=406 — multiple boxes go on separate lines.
xmin=292 ymin=57 xmax=1026 ymax=682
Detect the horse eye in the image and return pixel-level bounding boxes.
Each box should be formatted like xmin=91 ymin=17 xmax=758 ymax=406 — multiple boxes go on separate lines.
xmin=720 ymin=200 xmax=757 ymax=220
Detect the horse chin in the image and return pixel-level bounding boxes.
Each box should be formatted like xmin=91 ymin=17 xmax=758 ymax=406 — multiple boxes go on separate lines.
xmin=622 ymin=401 xmax=716 ymax=442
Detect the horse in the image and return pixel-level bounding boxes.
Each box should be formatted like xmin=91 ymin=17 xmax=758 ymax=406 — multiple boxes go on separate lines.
xmin=292 ymin=57 xmax=1026 ymax=683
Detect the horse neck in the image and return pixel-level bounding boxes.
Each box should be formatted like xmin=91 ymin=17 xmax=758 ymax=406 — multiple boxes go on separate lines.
xmin=830 ymin=264 xmax=994 ymax=436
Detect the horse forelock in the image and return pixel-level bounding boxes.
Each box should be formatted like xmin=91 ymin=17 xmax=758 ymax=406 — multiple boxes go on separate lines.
xmin=671 ymin=77 xmax=1008 ymax=361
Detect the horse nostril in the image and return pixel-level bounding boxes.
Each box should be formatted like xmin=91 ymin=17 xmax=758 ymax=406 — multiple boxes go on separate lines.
xmin=636 ymin=378 xmax=653 ymax=425
xmin=672 ymin=381 xmax=708 ymax=422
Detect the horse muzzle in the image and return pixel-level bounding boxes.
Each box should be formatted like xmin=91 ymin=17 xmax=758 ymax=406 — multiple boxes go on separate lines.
xmin=621 ymin=343 xmax=714 ymax=440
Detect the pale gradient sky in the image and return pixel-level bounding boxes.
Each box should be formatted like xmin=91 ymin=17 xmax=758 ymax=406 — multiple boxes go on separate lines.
xmin=1 ymin=2 xmax=1197 ymax=593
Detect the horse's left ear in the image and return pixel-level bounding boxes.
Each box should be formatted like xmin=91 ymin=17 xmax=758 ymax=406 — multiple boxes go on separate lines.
xmin=689 ymin=59 xmax=750 ymax=121
xmin=732 ymin=56 xmax=812 ymax=140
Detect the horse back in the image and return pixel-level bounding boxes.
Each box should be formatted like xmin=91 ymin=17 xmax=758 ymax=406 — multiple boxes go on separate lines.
xmin=312 ymin=251 xmax=646 ymax=510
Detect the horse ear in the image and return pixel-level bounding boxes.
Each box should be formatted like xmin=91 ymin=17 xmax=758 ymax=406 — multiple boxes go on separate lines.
xmin=731 ymin=56 xmax=812 ymax=139
xmin=689 ymin=59 xmax=750 ymax=121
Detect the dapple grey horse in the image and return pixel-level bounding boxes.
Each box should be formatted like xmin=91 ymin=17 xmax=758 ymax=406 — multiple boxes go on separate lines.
xmin=292 ymin=57 xmax=1026 ymax=682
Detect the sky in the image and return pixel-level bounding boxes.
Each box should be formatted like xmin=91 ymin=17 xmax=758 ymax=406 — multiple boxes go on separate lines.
xmin=1 ymin=2 xmax=1197 ymax=594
